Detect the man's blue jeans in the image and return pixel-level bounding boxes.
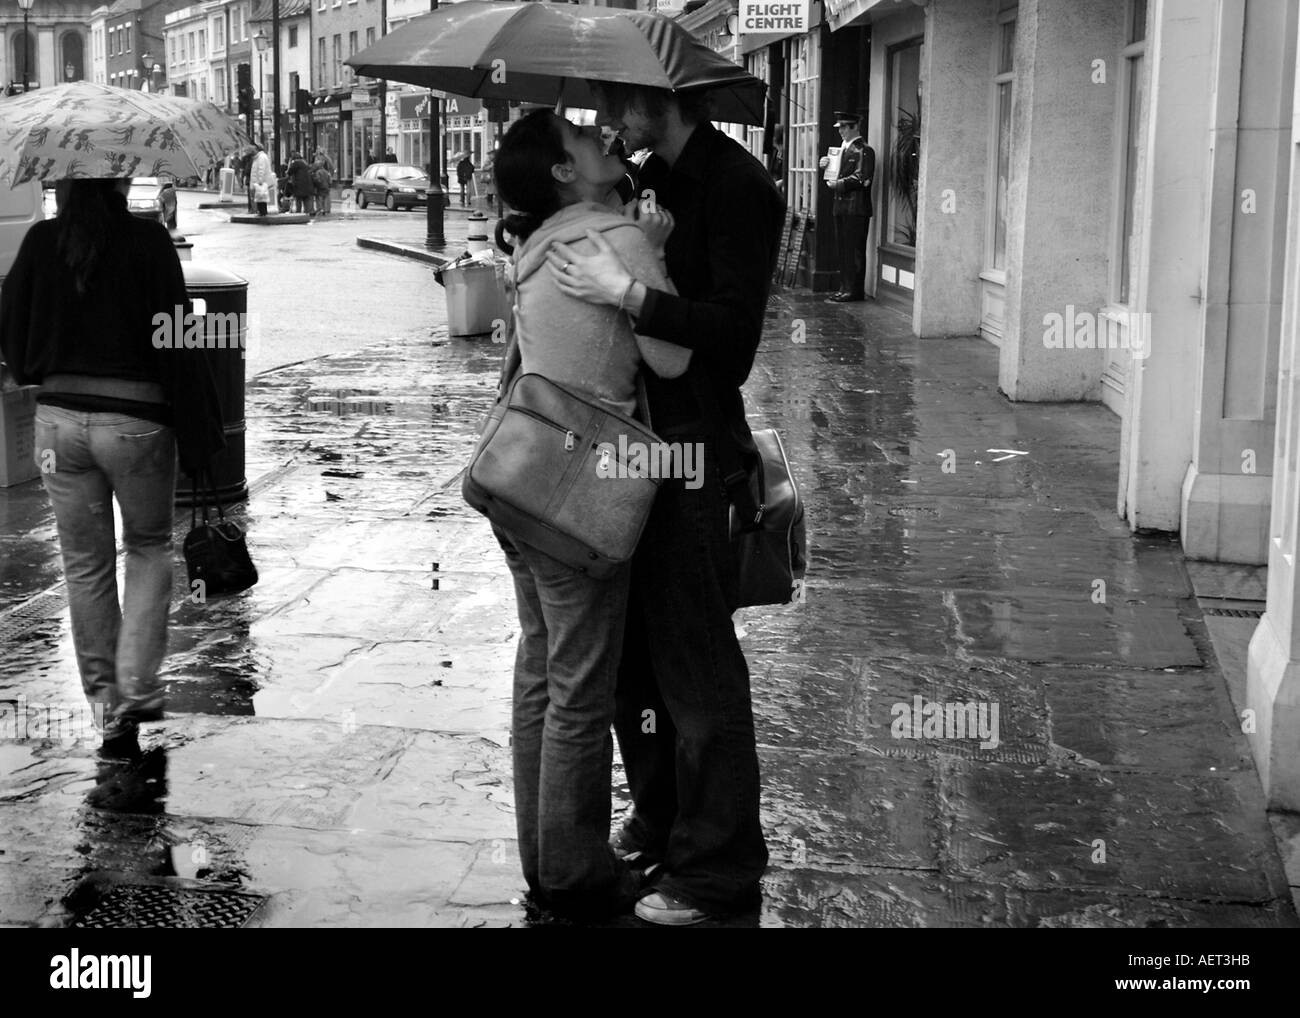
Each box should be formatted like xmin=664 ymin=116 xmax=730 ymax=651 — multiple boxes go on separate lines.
xmin=35 ymin=406 xmax=176 ymax=737
xmin=493 ymin=524 xmax=631 ymax=909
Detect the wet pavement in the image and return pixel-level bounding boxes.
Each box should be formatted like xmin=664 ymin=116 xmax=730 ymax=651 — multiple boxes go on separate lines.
xmin=1 ymin=243 xmax=1297 ymax=926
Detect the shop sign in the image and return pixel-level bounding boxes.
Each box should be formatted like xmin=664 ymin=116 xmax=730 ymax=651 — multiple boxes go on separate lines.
xmin=738 ymin=0 xmax=810 ymax=33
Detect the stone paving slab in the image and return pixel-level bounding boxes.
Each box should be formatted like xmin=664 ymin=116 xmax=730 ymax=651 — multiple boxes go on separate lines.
xmin=937 ymin=757 xmax=1289 ymax=902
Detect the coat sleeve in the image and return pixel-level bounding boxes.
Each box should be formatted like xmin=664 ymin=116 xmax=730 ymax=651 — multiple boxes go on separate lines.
xmin=631 ymin=168 xmax=782 ymax=388
xmin=838 ymin=141 xmax=874 ymax=194
xmin=146 ymin=225 xmax=226 ymax=474
xmin=0 ymin=224 xmax=42 ymax=385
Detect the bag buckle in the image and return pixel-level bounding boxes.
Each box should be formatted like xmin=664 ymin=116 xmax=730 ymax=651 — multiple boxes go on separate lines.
xmin=564 ymin=431 xmax=575 ymax=451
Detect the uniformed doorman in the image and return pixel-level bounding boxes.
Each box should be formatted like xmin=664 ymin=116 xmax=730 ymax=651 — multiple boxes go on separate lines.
xmin=820 ymin=111 xmax=874 ymax=302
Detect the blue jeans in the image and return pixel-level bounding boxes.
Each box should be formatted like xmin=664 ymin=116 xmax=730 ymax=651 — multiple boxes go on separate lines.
xmin=493 ymin=524 xmax=633 ymax=911
xmin=35 ymin=406 xmax=176 ymax=737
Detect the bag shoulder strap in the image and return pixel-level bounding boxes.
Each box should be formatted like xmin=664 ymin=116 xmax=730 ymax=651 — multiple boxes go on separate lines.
xmin=688 ymin=364 xmax=762 ymax=527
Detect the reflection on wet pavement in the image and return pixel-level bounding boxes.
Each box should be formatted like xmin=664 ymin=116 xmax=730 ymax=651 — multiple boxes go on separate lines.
xmin=1 ymin=286 xmax=1295 ymax=928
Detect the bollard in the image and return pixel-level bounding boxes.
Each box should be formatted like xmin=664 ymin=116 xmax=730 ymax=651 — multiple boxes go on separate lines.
xmin=466 ymin=210 xmax=489 ymax=254
xmin=174 ymin=264 xmax=249 ymax=507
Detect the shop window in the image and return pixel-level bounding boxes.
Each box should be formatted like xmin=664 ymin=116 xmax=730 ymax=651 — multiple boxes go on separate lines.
xmin=988 ymin=13 xmax=1015 ymax=271
xmin=785 ymin=34 xmax=820 ymax=216
xmin=1115 ymin=0 xmax=1148 ymax=304
xmin=885 ymin=37 xmax=922 ymax=248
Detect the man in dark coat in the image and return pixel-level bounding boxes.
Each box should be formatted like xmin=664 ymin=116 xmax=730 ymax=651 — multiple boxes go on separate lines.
xmin=819 ymin=111 xmax=875 ymax=302
xmin=455 ymin=155 xmax=475 ymax=206
xmin=287 ymin=152 xmax=314 ymax=215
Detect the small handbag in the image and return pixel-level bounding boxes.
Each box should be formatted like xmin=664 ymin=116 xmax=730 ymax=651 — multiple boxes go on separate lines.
xmin=182 ymin=471 xmax=258 ymax=597
xmin=692 ymin=368 xmax=807 ymax=608
xmin=462 ymin=324 xmax=664 ymax=578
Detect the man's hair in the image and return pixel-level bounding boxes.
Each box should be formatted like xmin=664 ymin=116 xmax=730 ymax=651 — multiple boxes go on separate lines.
xmin=593 ymin=83 xmax=714 ymax=125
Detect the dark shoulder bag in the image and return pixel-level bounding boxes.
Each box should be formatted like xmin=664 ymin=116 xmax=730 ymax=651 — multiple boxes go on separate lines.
xmin=690 ymin=367 xmax=807 ymax=608
xmin=182 ymin=470 xmax=258 ymax=597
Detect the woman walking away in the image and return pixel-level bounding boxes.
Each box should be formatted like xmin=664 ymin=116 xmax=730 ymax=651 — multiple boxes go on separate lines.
xmin=0 ymin=177 xmax=225 ymax=755
xmin=488 ymin=109 xmax=689 ymax=921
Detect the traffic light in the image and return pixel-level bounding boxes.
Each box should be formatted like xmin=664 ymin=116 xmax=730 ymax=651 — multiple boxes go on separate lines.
xmin=484 ymin=98 xmax=509 ymax=123
xmin=296 ymin=89 xmax=310 ymax=114
xmin=236 ymin=63 xmax=252 ymax=117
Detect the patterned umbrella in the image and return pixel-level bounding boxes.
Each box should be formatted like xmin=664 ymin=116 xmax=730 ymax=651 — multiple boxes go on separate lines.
xmin=0 ymin=82 xmax=253 ymax=187
xmin=348 ymin=1 xmax=767 ymax=126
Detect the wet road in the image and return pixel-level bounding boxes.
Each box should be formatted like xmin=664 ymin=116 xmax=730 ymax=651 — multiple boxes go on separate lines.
xmin=0 ymin=209 xmax=1295 ymax=927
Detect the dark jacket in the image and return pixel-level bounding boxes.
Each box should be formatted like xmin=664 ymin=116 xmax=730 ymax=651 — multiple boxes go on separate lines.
xmin=0 ymin=196 xmax=225 ymax=472
xmin=456 ymin=158 xmax=474 ymax=183
xmin=288 ymin=157 xmax=312 ymax=198
xmin=633 ymin=121 xmax=786 ymax=444
xmin=832 ymin=136 xmax=875 ymax=218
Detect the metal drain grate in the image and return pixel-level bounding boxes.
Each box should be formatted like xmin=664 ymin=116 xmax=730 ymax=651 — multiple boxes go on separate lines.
xmin=73 ymin=885 xmax=265 ymax=929
xmin=1203 ymin=607 xmax=1264 ymax=618
xmin=0 ymin=590 xmax=68 ymax=640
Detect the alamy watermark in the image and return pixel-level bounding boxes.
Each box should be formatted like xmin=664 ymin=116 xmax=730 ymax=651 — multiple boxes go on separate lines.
xmin=1 ymin=696 xmax=104 ymax=742
xmin=151 ymin=304 xmax=257 ymax=357
xmin=890 ymin=695 xmax=1001 ymax=749
xmin=1042 ymin=305 xmax=1151 ymax=360
xmin=595 ymin=436 xmax=705 ymax=490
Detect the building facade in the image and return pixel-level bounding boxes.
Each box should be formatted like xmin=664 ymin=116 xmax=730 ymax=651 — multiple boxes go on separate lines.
xmin=1 ymin=0 xmax=98 ymax=92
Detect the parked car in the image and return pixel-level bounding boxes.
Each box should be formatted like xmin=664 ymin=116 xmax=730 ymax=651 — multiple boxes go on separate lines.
xmin=353 ymin=163 xmax=429 ymax=210
xmin=0 ymin=180 xmax=43 ymax=287
xmin=126 ymin=177 xmax=178 ymax=229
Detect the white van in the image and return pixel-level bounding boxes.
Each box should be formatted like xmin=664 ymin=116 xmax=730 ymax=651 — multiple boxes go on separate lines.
xmin=0 ymin=180 xmax=45 ymax=286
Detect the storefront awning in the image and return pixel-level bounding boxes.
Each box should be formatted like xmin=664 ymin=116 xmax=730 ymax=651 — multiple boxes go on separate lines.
xmin=826 ymin=0 xmax=927 ymax=33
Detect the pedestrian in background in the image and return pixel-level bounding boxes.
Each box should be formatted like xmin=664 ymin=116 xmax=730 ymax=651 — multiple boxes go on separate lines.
xmin=249 ymin=144 xmax=273 ymax=216
xmin=551 ymin=81 xmax=785 ymax=926
xmin=288 ymin=151 xmax=313 ymax=215
xmin=0 ymin=177 xmax=225 ymax=755
xmin=312 ymin=153 xmax=332 ymax=217
xmin=819 ymin=111 xmax=874 ymax=302
xmin=456 ymin=154 xmax=475 ymax=206
xmin=488 ymin=109 xmax=687 ymax=922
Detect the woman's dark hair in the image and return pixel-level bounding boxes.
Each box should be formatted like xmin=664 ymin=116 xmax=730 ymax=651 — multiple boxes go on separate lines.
xmin=55 ymin=178 xmax=126 ymax=298
xmin=492 ymin=108 xmax=569 ymax=253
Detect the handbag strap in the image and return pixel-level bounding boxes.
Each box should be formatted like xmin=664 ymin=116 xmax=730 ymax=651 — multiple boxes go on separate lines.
xmin=190 ymin=467 xmax=225 ymax=527
xmin=687 ymin=364 xmax=762 ymax=528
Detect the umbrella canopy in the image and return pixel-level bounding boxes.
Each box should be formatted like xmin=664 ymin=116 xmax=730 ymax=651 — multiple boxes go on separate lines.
xmin=0 ymin=82 xmax=253 ymax=187
xmin=347 ymin=1 xmax=766 ymax=125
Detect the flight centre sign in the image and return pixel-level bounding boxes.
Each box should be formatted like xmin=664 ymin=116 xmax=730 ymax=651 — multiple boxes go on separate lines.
xmin=738 ymin=0 xmax=811 ymax=33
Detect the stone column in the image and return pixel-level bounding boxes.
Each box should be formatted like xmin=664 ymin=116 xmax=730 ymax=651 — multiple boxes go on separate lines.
xmin=1181 ymin=0 xmax=1296 ymax=564
xmin=38 ymin=25 xmax=55 ymax=89
xmin=998 ymin=0 xmax=1119 ymax=400
xmin=1247 ymin=0 xmax=1300 ymax=813
xmin=913 ymin=0 xmax=999 ymax=337
xmin=1116 ymin=0 xmax=1217 ymax=532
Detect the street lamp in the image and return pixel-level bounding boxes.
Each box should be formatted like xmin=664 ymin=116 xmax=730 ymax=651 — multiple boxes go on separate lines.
xmin=16 ymin=0 xmax=35 ymax=93
xmin=254 ymin=29 xmax=269 ymax=151
xmin=425 ymin=0 xmax=445 ymax=248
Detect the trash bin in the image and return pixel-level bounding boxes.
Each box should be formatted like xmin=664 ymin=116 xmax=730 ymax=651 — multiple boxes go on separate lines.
xmin=175 ymin=263 xmax=249 ymax=507
xmin=440 ymin=259 xmax=511 ymax=336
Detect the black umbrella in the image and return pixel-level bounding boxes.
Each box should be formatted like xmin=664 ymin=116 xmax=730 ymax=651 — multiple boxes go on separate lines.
xmin=347 ymin=1 xmax=766 ymax=125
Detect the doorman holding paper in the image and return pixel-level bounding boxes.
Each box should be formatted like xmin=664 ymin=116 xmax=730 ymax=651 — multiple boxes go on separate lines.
xmin=819 ymin=111 xmax=874 ymax=302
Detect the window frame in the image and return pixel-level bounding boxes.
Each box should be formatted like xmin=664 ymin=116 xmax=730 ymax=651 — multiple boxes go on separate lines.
xmin=982 ymin=8 xmax=1017 ymax=280
xmin=1108 ymin=0 xmax=1149 ymax=306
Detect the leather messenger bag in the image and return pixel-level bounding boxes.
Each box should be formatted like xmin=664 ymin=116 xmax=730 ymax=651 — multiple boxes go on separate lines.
xmin=462 ymin=332 xmax=664 ymax=578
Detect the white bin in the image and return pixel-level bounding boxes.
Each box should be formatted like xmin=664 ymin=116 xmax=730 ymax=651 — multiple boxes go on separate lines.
xmin=443 ymin=261 xmax=511 ymax=336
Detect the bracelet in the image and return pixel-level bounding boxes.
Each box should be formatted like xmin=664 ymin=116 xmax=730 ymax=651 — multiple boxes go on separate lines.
xmin=617 ymin=279 xmax=637 ymax=312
